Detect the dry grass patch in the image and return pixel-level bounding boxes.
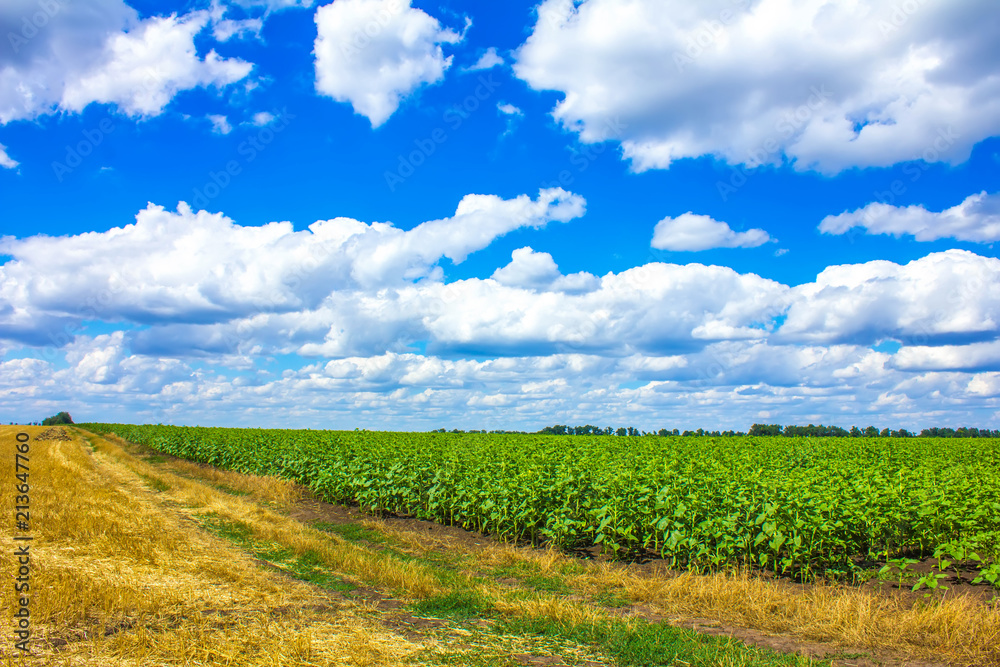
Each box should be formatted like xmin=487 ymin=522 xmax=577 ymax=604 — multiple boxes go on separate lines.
xmin=84 ymin=429 xmax=442 ymax=599
xmin=101 ymin=431 xmax=302 ymax=505
xmin=0 ymin=426 xmax=433 ymax=666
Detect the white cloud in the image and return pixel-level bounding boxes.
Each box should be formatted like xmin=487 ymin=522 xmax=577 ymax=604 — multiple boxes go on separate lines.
xmin=5 ymin=191 xmax=1000 ymax=429
xmin=0 ymin=188 xmax=585 ymax=344
xmin=497 ymin=102 xmax=524 ymax=137
xmin=0 ymin=143 xmax=18 ymax=169
xmin=208 ymin=114 xmax=232 ymax=134
xmin=403 ymin=262 xmax=786 ymax=357
xmin=61 ymin=12 xmax=253 ymax=117
xmin=0 ymin=2 xmax=253 ymax=122
xmin=497 ymin=102 xmax=522 ymax=116
xmin=491 ymin=247 xmax=598 ymax=292
xmin=513 ymin=0 xmax=1000 ymax=174
xmin=651 ymin=213 xmax=771 ymax=251
xmin=819 ymin=191 xmax=1000 ymax=243
xmin=212 ymin=17 xmax=263 ymax=41
xmin=491 ymin=246 xmax=560 ymax=289
xmin=8 ymin=335 xmax=999 ymax=431
xmin=7 ymin=203 xmax=999 ymax=365
xmin=250 ymin=111 xmax=276 ymax=126
xmin=467 ymin=47 xmax=504 ymax=71
xmin=778 ymin=250 xmax=1000 ymax=346
xmin=890 ymin=341 xmax=1000 ymax=372
xmin=313 ymin=0 xmax=462 ymax=127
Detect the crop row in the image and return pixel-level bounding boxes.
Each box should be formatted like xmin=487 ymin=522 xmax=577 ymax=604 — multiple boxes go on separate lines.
xmin=80 ymin=424 xmax=1000 ymax=582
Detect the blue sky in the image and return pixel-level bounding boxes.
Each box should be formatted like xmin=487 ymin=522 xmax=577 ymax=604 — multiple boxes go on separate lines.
xmin=2 ymin=0 xmax=1000 ymax=430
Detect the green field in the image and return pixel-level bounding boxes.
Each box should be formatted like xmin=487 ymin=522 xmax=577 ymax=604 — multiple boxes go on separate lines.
xmin=81 ymin=424 xmax=1000 ymax=586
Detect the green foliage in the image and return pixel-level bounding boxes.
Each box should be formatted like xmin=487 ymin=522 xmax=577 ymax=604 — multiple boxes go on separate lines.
xmin=410 ymin=590 xmax=494 ymax=620
xmin=80 ymin=424 xmax=1000 ymax=586
xmin=310 ymin=520 xmax=393 ymax=546
xmin=499 ymin=616 xmax=820 ymax=667
xmin=42 ymin=411 xmax=73 ymax=425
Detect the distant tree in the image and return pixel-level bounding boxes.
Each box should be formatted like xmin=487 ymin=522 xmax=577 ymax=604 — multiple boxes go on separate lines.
xmin=41 ymin=412 xmax=73 ymax=426
xmin=615 ymin=427 xmax=627 ymax=436
xmin=748 ymin=423 xmax=782 ymax=436
xmin=879 ymin=428 xmax=890 ymax=437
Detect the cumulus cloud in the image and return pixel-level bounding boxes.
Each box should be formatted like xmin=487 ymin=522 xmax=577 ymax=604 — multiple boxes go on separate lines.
xmin=0 ymin=188 xmax=585 ymax=344
xmin=513 ymin=0 xmax=1000 ymax=173
xmin=651 ymin=213 xmax=771 ymax=251
xmin=467 ymin=47 xmax=504 ymax=71
xmin=407 ymin=262 xmax=787 ymax=357
xmin=497 ymin=103 xmax=522 ymax=116
xmin=207 ymin=114 xmax=232 ymax=134
xmin=778 ymin=250 xmax=1000 ymax=346
xmin=890 ymin=341 xmax=1000 ymax=372
xmin=313 ymin=0 xmax=463 ymax=127
xmin=0 ymin=2 xmax=253 ymax=123
xmin=7 ymin=202 xmax=999 ymax=365
xmin=490 ymin=247 xmax=598 ymax=292
xmin=5 ymin=192 xmax=1000 ymax=429
xmin=0 ymin=143 xmax=17 ymax=169
xmin=819 ymin=191 xmax=1000 ymax=243
xmin=124 ymin=257 xmax=783 ymax=360
xmin=491 ymin=246 xmax=561 ymax=288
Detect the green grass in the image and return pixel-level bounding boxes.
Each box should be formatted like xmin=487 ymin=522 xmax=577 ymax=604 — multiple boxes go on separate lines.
xmin=591 ymin=588 xmax=632 ymax=608
xmin=310 ymin=520 xmax=394 ymax=546
xmin=410 ymin=590 xmax=495 ymax=620
xmin=211 ymin=482 xmax=251 ymax=496
xmin=498 ymin=616 xmax=825 ymax=667
xmin=138 ymin=473 xmax=171 ymax=492
xmin=196 ymin=513 xmax=355 ymax=592
xmin=522 ymin=573 xmax=572 ymax=594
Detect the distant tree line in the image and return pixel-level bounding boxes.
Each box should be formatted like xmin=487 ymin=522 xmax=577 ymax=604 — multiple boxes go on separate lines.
xmin=487 ymin=423 xmax=1000 ymax=438
xmin=748 ymin=423 xmax=1000 ymax=438
xmin=430 ymin=428 xmax=528 ymax=434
